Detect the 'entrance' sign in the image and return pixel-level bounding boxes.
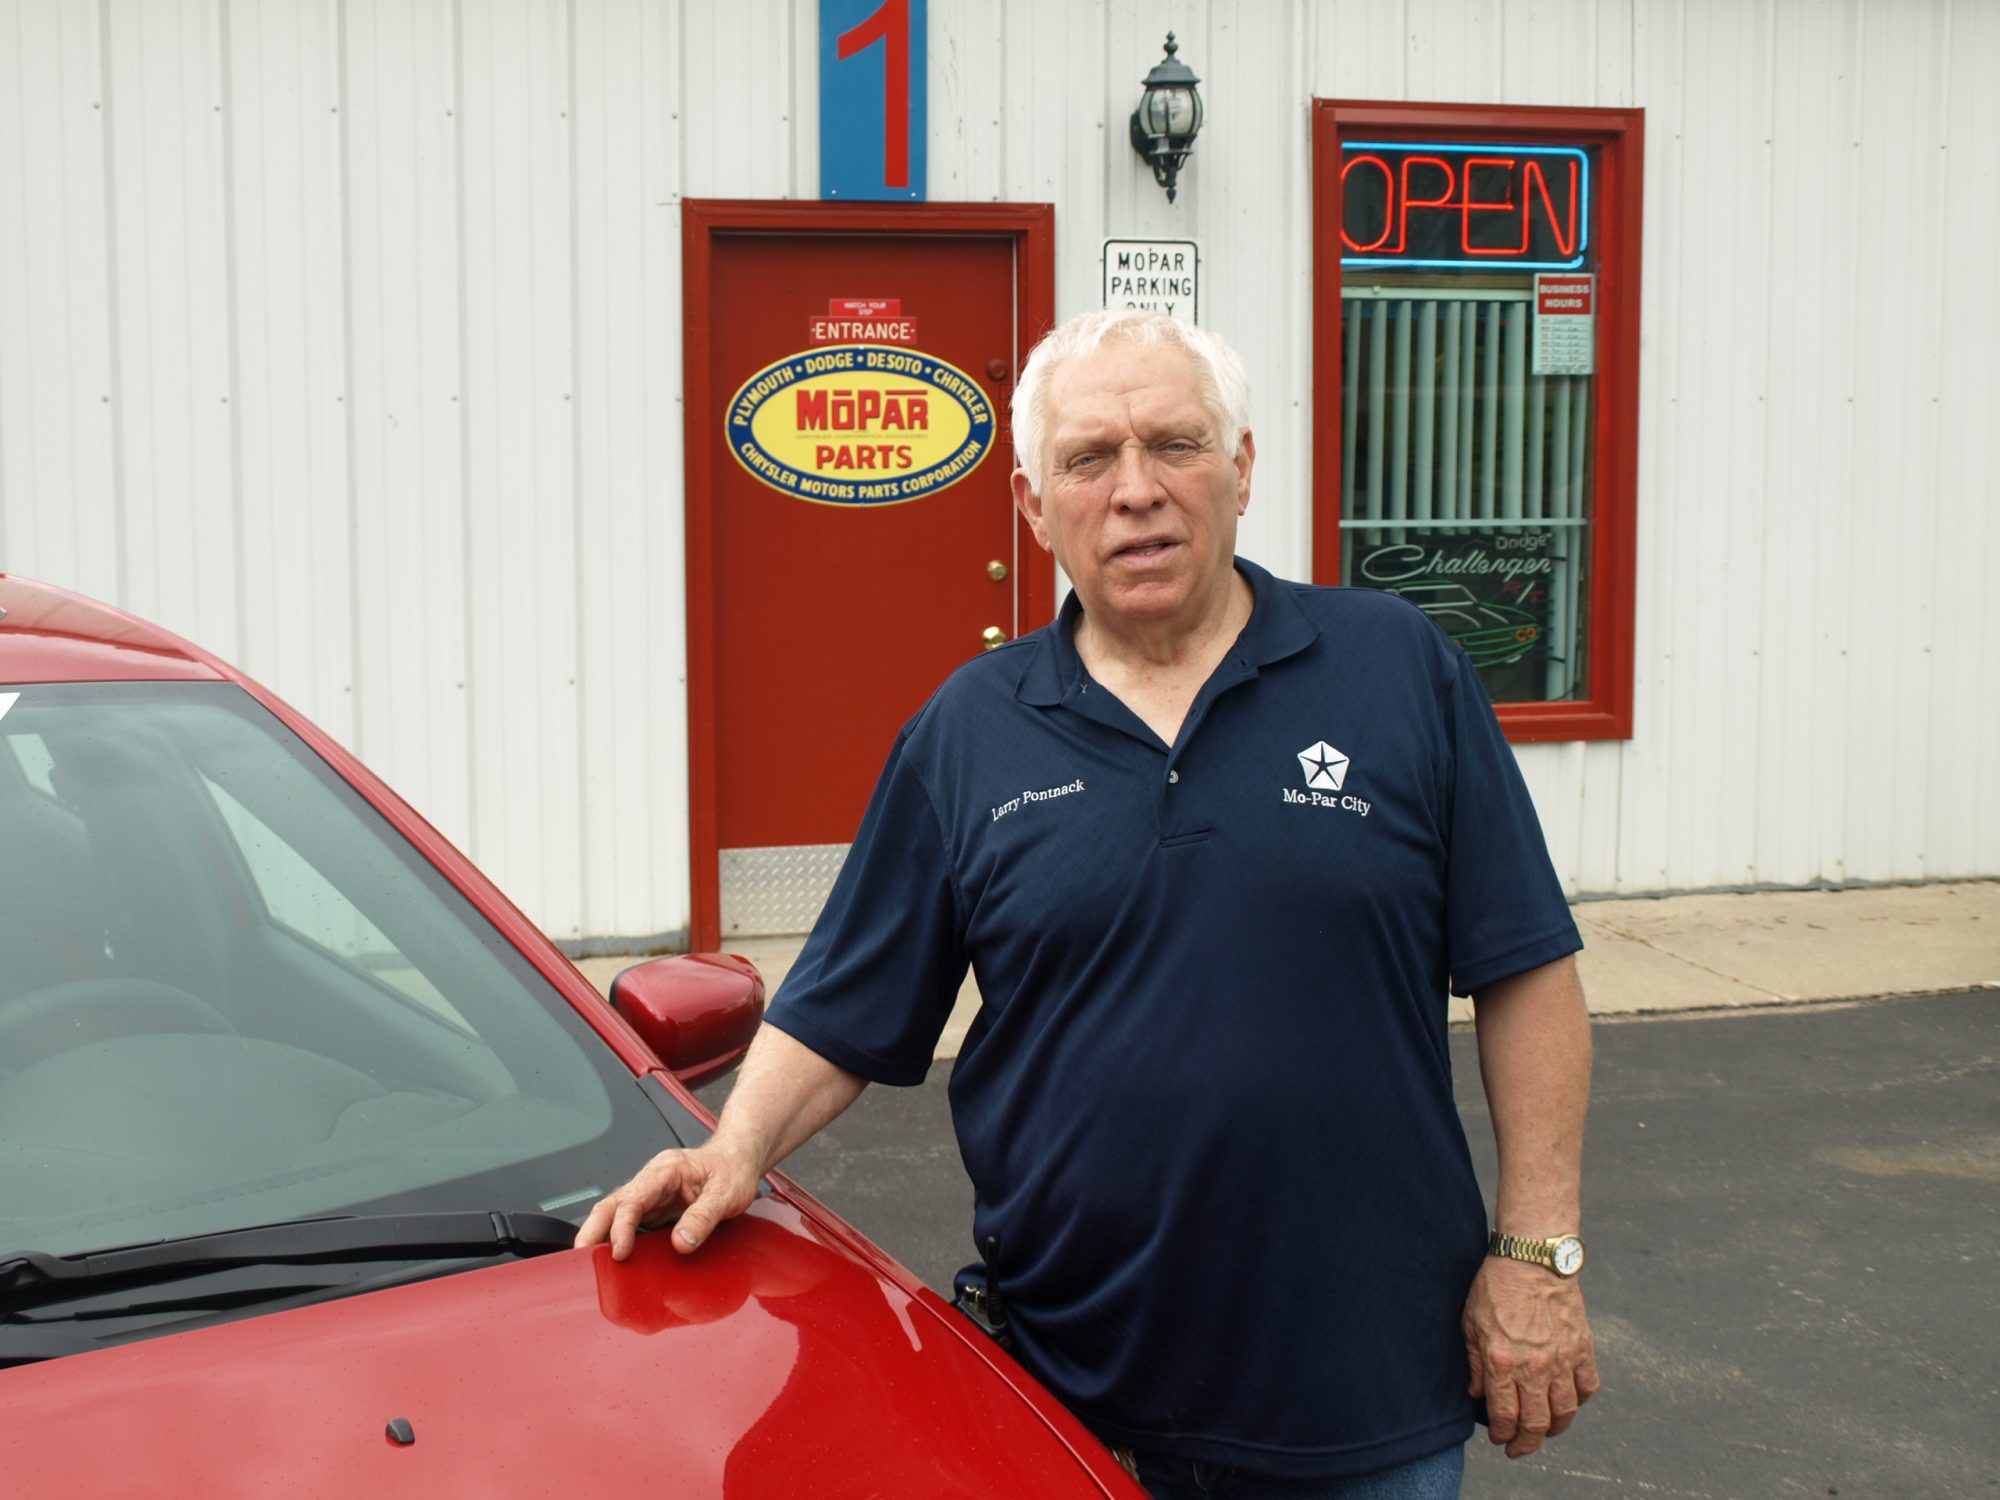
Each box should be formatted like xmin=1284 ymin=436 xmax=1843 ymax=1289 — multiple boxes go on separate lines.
xmin=809 ymin=297 xmax=919 ymax=345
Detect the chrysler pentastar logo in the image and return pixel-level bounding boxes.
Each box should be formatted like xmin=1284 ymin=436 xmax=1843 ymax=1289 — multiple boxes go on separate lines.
xmin=1284 ymin=740 xmax=1369 ymax=817
xmin=1297 ymin=741 xmax=1350 ymax=791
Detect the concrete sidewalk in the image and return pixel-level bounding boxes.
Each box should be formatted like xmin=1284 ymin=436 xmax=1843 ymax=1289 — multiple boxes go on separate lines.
xmin=574 ymin=880 xmax=2000 ymax=1056
xmin=1560 ymin=880 xmax=1999 ymax=1017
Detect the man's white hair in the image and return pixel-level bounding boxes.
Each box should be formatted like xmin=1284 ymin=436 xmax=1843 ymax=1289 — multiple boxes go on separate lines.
xmin=1010 ymin=309 xmax=1251 ymax=493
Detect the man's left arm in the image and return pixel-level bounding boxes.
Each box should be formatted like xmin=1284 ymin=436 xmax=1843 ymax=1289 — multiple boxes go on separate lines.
xmin=1464 ymin=952 xmax=1600 ymax=1459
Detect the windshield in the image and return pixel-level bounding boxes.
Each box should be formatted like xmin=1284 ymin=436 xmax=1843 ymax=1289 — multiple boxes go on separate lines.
xmin=0 ymin=682 xmax=670 ymax=1263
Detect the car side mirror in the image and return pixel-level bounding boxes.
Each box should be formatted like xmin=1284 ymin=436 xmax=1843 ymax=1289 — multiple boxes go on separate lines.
xmin=609 ymin=953 xmax=765 ymax=1088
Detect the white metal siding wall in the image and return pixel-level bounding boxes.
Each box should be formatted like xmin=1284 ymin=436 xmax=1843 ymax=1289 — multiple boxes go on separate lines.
xmin=2 ymin=0 xmax=1996 ymax=943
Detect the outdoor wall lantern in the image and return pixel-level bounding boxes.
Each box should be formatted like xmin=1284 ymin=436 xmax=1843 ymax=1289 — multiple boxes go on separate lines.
xmin=1129 ymin=32 xmax=1203 ymax=203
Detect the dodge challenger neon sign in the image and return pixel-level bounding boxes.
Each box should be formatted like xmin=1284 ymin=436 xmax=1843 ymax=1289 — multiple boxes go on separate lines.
xmin=727 ymin=344 xmax=995 ymax=506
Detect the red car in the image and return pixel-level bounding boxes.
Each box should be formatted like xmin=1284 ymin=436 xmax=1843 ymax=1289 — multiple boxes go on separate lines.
xmin=0 ymin=575 xmax=1140 ymax=1498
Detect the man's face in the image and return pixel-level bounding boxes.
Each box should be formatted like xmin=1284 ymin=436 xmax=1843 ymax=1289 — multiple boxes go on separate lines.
xmin=1012 ymin=340 xmax=1254 ymax=631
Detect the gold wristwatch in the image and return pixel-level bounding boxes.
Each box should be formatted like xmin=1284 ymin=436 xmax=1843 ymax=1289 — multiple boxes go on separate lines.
xmin=1488 ymin=1230 xmax=1586 ymax=1278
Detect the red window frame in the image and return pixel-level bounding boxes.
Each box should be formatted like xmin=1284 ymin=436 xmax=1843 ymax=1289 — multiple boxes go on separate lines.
xmin=1311 ymin=100 xmax=1644 ymax=742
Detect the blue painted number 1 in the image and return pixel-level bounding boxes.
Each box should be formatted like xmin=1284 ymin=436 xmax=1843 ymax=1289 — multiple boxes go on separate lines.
xmin=819 ymin=0 xmax=926 ymax=200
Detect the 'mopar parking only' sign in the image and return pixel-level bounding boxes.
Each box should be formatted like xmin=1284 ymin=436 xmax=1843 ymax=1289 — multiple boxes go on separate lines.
xmin=1102 ymin=239 xmax=1200 ymax=325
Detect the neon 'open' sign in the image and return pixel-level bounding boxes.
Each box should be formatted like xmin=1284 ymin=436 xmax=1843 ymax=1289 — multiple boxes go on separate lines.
xmin=1340 ymin=144 xmax=1590 ymax=271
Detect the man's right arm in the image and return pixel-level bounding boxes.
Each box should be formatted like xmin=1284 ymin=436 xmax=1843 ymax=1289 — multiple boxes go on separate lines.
xmin=572 ymin=1023 xmax=867 ymax=1260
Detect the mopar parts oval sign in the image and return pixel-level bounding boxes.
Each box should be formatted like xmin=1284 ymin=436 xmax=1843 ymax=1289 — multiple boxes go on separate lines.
xmin=726 ymin=345 xmax=996 ymax=506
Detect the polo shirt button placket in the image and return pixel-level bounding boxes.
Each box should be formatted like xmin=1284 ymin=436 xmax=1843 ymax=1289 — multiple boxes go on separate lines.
xmin=1158 ymin=760 xmax=1209 ymax=843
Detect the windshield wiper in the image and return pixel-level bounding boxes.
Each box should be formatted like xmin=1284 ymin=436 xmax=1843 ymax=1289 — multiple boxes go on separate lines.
xmin=0 ymin=1211 xmax=577 ymax=1313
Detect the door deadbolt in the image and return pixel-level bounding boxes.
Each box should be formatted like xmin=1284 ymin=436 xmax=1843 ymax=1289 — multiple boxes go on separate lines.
xmin=986 ymin=560 xmax=1008 ymax=582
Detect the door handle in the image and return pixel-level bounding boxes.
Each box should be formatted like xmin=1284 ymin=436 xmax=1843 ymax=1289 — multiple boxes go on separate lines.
xmin=981 ymin=626 xmax=1010 ymax=651
xmin=986 ymin=560 xmax=1009 ymax=582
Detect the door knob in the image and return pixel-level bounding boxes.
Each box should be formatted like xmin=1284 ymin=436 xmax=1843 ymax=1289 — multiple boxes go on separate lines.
xmin=986 ymin=560 xmax=1008 ymax=582
xmin=981 ymin=626 xmax=1010 ymax=650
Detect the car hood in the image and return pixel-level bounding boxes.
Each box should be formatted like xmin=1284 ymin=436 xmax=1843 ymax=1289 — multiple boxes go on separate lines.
xmin=0 ymin=1199 xmax=1126 ymax=1498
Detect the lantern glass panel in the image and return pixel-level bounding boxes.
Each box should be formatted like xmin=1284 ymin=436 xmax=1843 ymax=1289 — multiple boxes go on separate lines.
xmin=1140 ymin=86 xmax=1193 ymax=140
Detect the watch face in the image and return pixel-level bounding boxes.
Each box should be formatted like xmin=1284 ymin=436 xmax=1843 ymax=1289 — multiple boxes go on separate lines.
xmin=1554 ymin=1237 xmax=1585 ymax=1275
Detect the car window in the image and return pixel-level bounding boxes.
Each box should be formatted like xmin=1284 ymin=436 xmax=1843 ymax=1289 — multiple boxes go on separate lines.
xmin=0 ymin=681 xmax=671 ymax=1263
xmin=203 ymin=777 xmax=469 ymax=1027
xmin=6 ymin=729 xmax=59 ymax=797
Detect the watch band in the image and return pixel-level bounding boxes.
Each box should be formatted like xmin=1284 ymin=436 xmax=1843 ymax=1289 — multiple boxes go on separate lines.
xmin=1488 ymin=1230 xmax=1585 ymax=1277
xmin=1488 ymin=1231 xmax=1554 ymax=1268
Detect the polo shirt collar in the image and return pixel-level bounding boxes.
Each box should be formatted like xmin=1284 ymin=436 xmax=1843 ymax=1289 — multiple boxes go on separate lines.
xmin=1014 ymin=556 xmax=1321 ymax=708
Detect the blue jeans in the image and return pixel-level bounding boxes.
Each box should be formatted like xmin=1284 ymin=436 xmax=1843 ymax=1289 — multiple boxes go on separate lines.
xmin=1121 ymin=1442 xmax=1464 ymax=1500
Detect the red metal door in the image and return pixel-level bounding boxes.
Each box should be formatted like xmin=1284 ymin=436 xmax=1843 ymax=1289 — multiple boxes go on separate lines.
xmin=684 ymin=204 xmax=1054 ymax=948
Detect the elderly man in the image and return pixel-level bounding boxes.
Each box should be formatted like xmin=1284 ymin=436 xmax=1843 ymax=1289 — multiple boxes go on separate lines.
xmin=578 ymin=310 xmax=1597 ymax=1498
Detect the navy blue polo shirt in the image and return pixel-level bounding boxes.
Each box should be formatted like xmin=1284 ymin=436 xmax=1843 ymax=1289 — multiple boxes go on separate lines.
xmin=766 ymin=558 xmax=1581 ymax=1478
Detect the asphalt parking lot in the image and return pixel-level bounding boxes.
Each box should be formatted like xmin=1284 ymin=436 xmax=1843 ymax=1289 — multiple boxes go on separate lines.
xmin=699 ymin=989 xmax=2000 ymax=1499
